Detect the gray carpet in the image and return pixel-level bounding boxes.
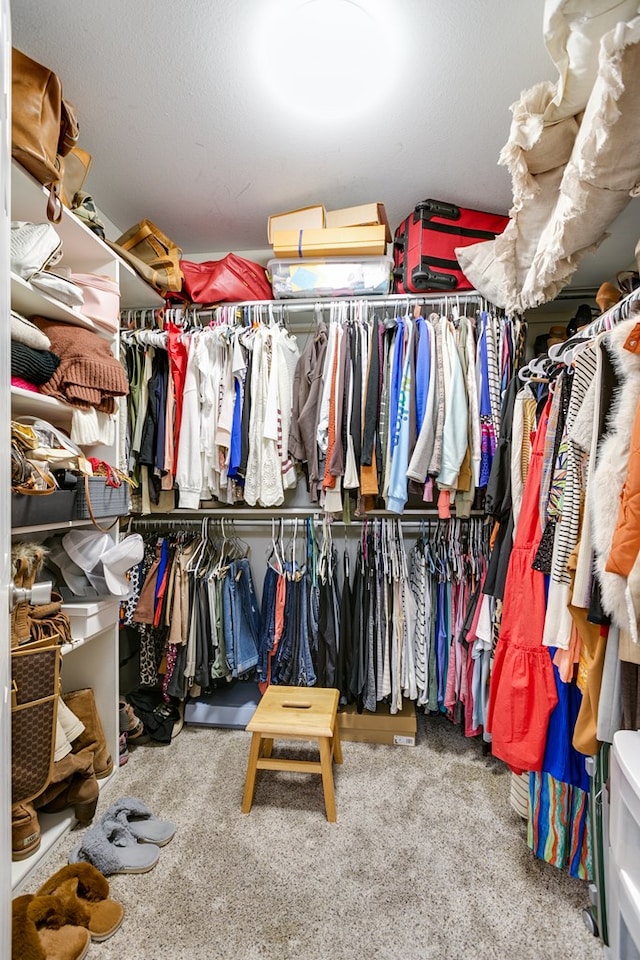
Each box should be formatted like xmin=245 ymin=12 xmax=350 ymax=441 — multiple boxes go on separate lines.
xmin=22 ymin=712 xmax=603 ymax=960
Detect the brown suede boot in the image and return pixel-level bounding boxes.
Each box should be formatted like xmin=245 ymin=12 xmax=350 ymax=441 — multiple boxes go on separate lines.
xmin=34 ymin=748 xmax=99 ymax=826
xmin=12 ymin=802 xmax=40 ymax=861
xmin=61 ymin=688 xmax=114 ymax=779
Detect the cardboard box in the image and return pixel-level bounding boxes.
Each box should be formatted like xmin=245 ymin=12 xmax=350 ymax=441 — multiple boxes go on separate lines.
xmin=272 ymin=225 xmax=387 ymax=258
xmin=267 ymin=204 xmax=325 ymax=244
xmin=325 ymin=202 xmax=392 ymax=242
xmin=337 ymin=699 xmax=417 ymax=746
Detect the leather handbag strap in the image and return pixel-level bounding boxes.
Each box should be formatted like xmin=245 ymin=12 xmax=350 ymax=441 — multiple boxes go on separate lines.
xmin=83 ymin=474 xmax=119 ymax=533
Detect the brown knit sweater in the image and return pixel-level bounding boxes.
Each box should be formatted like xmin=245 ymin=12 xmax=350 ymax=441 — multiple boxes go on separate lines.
xmin=35 ymin=319 xmax=129 ymax=413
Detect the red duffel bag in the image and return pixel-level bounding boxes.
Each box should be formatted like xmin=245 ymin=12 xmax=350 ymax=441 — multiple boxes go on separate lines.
xmin=179 ymin=253 xmax=272 ymax=304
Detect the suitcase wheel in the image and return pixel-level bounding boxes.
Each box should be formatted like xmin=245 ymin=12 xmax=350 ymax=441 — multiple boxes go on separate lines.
xmin=411 ymin=266 xmax=458 ymax=291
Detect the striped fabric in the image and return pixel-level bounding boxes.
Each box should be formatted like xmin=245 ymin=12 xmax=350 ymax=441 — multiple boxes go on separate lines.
xmin=551 ymin=345 xmax=598 ymax=585
xmin=528 ymin=771 xmax=592 ymax=880
xmin=509 ymin=770 xmax=530 ymax=820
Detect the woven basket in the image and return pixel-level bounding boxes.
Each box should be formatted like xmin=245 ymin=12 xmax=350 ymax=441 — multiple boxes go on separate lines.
xmin=74 ymin=475 xmax=130 ymax=521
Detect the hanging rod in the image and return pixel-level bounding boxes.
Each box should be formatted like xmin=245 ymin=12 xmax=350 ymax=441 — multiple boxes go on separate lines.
xmin=127 ymin=507 xmax=484 ymax=520
xmin=579 ymin=283 xmax=640 ymax=340
xmin=125 ymin=516 xmax=485 ymax=531
xmin=121 ymin=291 xmax=501 ymax=327
xmin=199 ymin=291 xmax=493 ymax=313
xmin=125 ymin=509 xmax=486 ymax=530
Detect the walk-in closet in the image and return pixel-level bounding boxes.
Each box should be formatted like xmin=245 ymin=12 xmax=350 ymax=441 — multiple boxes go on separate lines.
xmin=4 ymin=2 xmax=640 ymax=959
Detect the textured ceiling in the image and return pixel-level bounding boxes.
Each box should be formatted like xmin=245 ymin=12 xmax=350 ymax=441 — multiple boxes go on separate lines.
xmin=9 ymin=0 xmax=639 ymax=287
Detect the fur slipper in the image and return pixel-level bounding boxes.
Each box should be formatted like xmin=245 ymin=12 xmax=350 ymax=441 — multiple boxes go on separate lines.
xmin=36 ymin=862 xmax=124 ymax=942
xmin=100 ymin=795 xmax=177 ymax=845
xmin=12 ymin=893 xmax=91 ymax=960
xmin=68 ymin=818 xmax=160 ymax=875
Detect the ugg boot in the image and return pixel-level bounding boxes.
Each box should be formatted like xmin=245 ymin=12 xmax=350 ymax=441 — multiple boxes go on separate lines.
xmin=62 ymin=688 xmax=113 ymax=779
xmin=34 ymin=748 xmax=99 ymax=826
xmin=57 ymin=696 xmax=85 ymax=744
xmin=10 ymin=544 xmax=46 ymax=645
xmin=12 ymin=802 xmax=40 ymax=861
xmin=12 ymin=892 xmax=91 ymax=960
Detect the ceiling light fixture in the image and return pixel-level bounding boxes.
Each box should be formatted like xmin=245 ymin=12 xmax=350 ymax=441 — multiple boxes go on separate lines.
xmin=251 ymin=0 xmax=394 ymax=123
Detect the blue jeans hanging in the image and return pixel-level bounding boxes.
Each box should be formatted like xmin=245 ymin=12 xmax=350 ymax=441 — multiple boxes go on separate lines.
xmin=222 ymin=558 xmax=260 ymax=677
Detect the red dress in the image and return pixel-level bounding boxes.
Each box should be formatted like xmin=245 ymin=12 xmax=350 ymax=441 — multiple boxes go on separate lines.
xmin=486 ymin=396 xmax=558 ymax=773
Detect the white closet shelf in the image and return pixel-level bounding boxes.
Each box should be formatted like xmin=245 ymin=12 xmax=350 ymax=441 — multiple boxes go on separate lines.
xmin=12 ymin=161 xmax=165 ymax=310
xmin=11 ymin=518 xmax=115 ymax=536
xmin=11 ymin=772 xmax=116 ymax=892
xmin=11 ymin=386 xmax=74 ymax=421
xmin=11 ymin=274 xmax=104 ymax=334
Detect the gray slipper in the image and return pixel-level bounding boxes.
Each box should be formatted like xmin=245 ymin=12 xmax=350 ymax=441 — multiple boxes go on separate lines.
xmin=69 ymin=818 xmax=160 ymax=875
xmin=100 ymin=796 xmax=177 ymax=846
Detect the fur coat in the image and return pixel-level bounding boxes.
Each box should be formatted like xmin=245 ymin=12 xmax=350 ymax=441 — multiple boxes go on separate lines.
xmin=591 ymin=316 xmax=640 ymax=631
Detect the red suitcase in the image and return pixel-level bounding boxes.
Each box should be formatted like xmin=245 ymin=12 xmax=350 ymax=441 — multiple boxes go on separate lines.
xmin=392 ymin=199 xmax=509 ymax=294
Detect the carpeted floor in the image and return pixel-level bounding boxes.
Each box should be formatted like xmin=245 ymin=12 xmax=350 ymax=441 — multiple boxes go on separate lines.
xmin=22 ymin=712 xmax=604 ymax=960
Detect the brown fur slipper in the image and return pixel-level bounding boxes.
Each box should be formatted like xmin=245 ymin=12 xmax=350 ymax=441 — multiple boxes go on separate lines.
xmin=36 ymin=862 xmax=124 ymax=942
xmin=12 ymin=893 xmax=90 ymax=960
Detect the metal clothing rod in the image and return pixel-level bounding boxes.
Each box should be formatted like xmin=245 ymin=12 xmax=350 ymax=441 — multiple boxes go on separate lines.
xmin=126 ymin=510 xmax=485 ymax=529
xmin=121 ymin=291 xmax=498 ymax=329
xmin=202 ymin=291 xmax=492 ymax=313
xmin=580 ymin=284 xmax=640 ymax=340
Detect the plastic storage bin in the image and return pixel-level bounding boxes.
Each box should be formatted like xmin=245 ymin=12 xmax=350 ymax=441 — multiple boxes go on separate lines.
xmin=268 ymin=255 xmax=393 ymax=299
xmin=11 ymin=490 xmax=77 ymax=527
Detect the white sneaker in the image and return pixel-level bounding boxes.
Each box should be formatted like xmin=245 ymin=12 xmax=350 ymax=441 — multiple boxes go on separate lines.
xmin=10 ymin=221 xmax=63 ymax=280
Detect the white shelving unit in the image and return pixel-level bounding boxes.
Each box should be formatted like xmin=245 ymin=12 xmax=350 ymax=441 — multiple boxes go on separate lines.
xmin=7 ymin=158 xmax=163 ymax=899
xmin=606 ymin=730 xmax=640 ymax=959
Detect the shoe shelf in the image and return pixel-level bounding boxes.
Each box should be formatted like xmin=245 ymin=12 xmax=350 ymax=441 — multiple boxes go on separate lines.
xmin=12 ymin=773 xmax=117 ymax=892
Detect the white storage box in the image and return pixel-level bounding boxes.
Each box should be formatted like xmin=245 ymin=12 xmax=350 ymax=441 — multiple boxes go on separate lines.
xmin=610 ymin=730 xmax=640 ymax=892
xmin=607 ymin=730 xmax=640 ymax=960
xmin=62 ymin=599 xmax=121 ymax=642
xmin=268 ymin=255 xmax=393 ymax=299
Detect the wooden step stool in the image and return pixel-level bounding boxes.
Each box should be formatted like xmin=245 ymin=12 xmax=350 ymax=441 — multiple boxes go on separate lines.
xmin=241 ymin=685 xmax=343 ymax=822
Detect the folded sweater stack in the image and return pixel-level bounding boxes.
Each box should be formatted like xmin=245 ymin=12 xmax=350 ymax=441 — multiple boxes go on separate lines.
xmin=10 ymin=310 xmax=60 ymax=390
xmin=35 ymin=319 xmax=129 ymax=413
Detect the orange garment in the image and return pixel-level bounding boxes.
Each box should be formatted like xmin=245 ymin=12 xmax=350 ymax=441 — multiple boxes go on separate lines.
xmin=552 ymin=625 xmax=581 ymax=683
xmin=606 ymin=323 xmax=640 ymax=576
xmin=360 ymin=451 xmax=379 ymax=496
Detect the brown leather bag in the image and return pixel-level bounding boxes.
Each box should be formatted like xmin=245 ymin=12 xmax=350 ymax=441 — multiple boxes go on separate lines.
xmin=11 ymin=48 xmax=79 ymax=223
xmin=107 ymin=219 xmax=184 ymax=295
xmin=61 ymin=145 xmax=92 ymax=207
